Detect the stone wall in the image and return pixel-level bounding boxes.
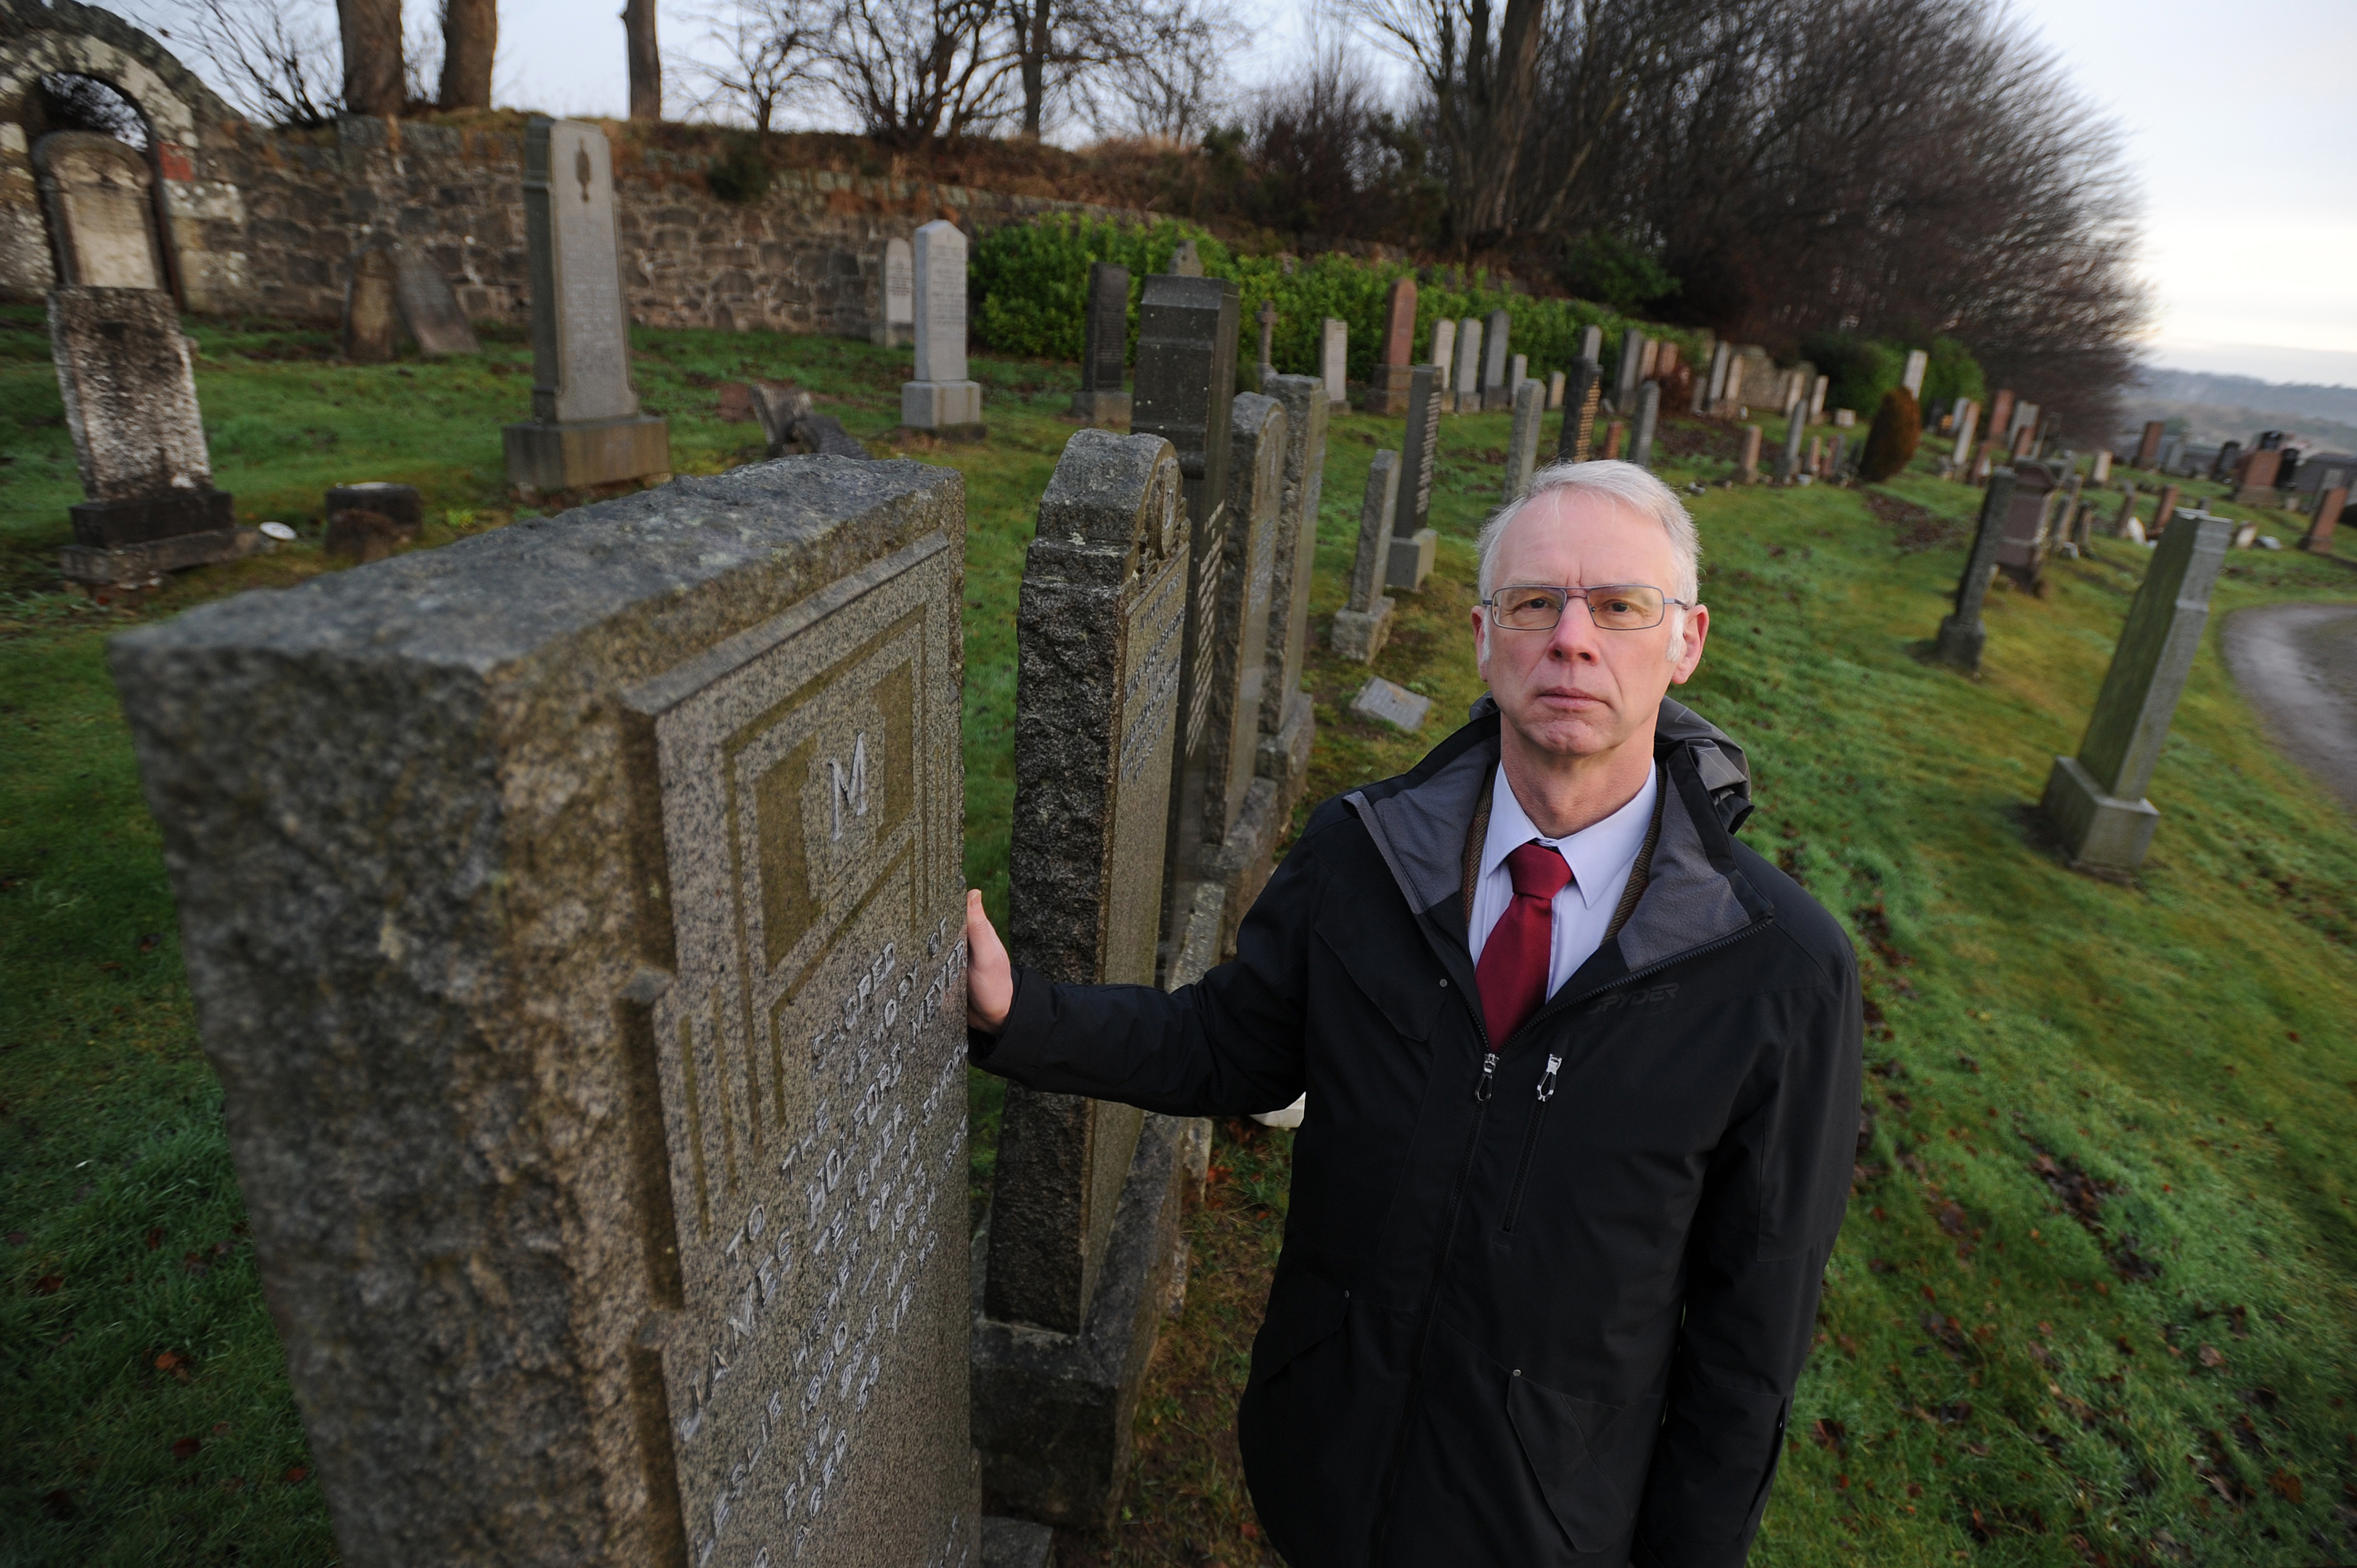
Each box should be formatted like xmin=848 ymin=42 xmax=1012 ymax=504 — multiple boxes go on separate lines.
xmin=1 ymin=1 xmax=1142 ymax=337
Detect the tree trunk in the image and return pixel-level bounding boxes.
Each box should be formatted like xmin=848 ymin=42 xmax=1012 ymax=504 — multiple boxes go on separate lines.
xmin=1018 ymin=0 xmax=1048 ymax=136
xmin=438 ymin=0 xmax=497 ymax=110
xmin=337 ymin=0 xmax=405 ymax=118
xmin=623 ymin=0 xmax=661 ymax=121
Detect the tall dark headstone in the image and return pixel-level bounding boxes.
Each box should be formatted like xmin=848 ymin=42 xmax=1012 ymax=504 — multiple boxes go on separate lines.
xmin=1199 ymin=393 xmax=1288 ymax=956
xmin=1331 ymin=451 xmax=1400 ymax=663
xmin=1481 ymin=308 xmax=1512 ymax=410
xmin=2135 ymin=420 xmax=2165 ymax=469
xmin=1257 ymin=372 xmax=1331 ymax=820
xmin=2040 ymin=513 xmax=2233 ymax=875
xmin=49 ymin=286 xmax=248 ymax=595
xmin=1630 ymin=381 xmax=1661 ymax=470
xmin=1505 ymin=376 xmax=1543 ymax=499
xmin=1993 ymin=460 xmax=2061 ymax=589
xmin=980 ymin=430 xmax=1195 ymax=1527
xmin=112 ymin=459 xmax=976 ymax=1568
xmin=1365 ymin=276 xmax=1417 ymax=414
xmin=1131 ymin=274 xmax=1239 ymax=987
xmin=1932 ymin=469 xmax=2016 ymax=672
xmin=1072 ymin=261 xmax=1131 ymax=428
xmin=1388 ymin=364 xmax=1441 ymax=593
xmin=1556 ymin=356 xmax=1602 ymax=464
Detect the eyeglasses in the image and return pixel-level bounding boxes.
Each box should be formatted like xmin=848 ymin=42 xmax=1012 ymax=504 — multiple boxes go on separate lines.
xmin=1480 ymin=583 xmax=1687 ymax=632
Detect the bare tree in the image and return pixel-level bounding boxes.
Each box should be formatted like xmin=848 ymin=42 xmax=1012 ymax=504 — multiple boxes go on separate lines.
xmin=823 ymin=0 xmax=1009 ymax=145
xmin=1001 ymin=0 xmax=1136 ymax=138
xmin=1079 ymin=0 xmax=1239 ymax=143
xmin=439 ymin=0 xmax=497 ymax=110
xmin=337 ymin=0 xmax=404 ymax=116
xmin=625 ymin=0 xmax=664 ymax=118
xmin=171 ymin=0 xmax=345 ymax=127
xmin=689 ymin=0 xmax=825 ymax=132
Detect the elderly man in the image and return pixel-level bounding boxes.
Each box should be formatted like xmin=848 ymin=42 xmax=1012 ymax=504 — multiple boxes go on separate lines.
xmin=964 ymin=459 xmax=1860 ymax=1567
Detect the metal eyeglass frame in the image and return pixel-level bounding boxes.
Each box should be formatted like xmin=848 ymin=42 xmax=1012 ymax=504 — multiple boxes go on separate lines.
xmin=1478 ymin=584 xmax=1691 ymax=632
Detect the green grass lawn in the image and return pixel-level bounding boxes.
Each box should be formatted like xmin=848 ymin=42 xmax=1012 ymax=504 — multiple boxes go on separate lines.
xmin=5 ymin=314 xmax=2356 ymax=1566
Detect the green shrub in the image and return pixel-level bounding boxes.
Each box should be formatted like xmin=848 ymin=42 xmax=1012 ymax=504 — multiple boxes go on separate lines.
xmin=970 ymin=214 xmax=1707 ymax=391
xmin=1859 ymin=387 xmax=1922 ymax=482
xmin=1558 ymin=228 xmax=1681 ymax=315
xmin=1802 ymin=331 xmax=1905 ymax=422
xmin=1920 ymin=335 xmax=1987 ymax=410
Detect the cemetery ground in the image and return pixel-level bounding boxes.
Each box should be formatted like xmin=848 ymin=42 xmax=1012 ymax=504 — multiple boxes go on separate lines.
xmin=2 ymin=309 xmax=2356 ymax=1568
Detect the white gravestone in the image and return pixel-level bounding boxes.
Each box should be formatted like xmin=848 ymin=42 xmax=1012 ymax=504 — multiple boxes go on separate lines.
xmin=902 ymin=221 xmax=983 ymax=433
xmin=1452 ymin=318 xmax=1483 ymax=414
xmin=874 ymin=236 xmax=914 ymax=347
xmin=1321 ymin=318 xmax=1348 ymax=407
xmin=1430 ymin=319 xmax=1456 ymax=393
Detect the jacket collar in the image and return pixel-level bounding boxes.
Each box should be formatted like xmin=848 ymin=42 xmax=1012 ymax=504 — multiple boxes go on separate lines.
xmin=1344 ymin=697 xmax=1771 ymax=987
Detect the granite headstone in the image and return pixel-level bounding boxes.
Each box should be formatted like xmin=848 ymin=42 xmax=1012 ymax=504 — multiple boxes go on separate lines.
xmin=32 ymin=131 xmax=163 ymax=289
xmin=1255 ymin=373 xmax=1330 ymax=819
xmin=1072 ymin=261 xmax=1131 ymax=427
xmin=902 ymin=220 xmax=984 ymax=435
xmin=1332 ymin=451 xmax=1400 ymax=663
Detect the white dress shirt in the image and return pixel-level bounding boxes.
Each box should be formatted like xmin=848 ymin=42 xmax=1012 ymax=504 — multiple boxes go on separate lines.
xmin=1469 ymin=762 xmax=1659 ymax=1002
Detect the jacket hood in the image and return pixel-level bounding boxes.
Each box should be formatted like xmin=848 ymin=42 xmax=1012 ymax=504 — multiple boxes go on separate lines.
xmin=1343 ymin=696 xmax=1770 ymax=984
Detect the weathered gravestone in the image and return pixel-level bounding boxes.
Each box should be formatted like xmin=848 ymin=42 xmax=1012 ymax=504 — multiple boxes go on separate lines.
xmin=1452 ymin=318 xmax=1483 ymax=413
xmin=1321 ymin=318 xmax=1348 ymax=407
xmin=1630 ymin=382 xmax=1661 ymax=470
xmin=1735 ymin=425 xmax=1762 ymax=484
xmin=1703 ymin=343 xmax=1731 ymax=414
xmin=2234 ymin=448 xmax=2282 ymax=506
xmin=343 ymin=243 xmax=400 ymax=362
xmin=2091 ymin=450 xmax=2112 ymax=484
xmin=902 ymin=221 xmax=984 ymax=436
xmin=112 ymin=458 xmax=977 ymax=1568
xmin=980 ymin=430 xmax=1194 ymax=1528
xmin=1429 ymin=318 xmax=1456 ymax=394
xmin=2040 ymin=513 xmax=2233 ymax=875
xmin=1510 ymin=354 xmax=1528 ymax=396
xmin=1615 ymin=328 xmax=1644 ymax=409
xmin=874 ymin=236 xmax=914 ymax=348
xmin=32 ymin=131 xmax=163 ymax=289
xmin=1366 ymin=277 xmax=1417 ymax=414
xmin=1131 ymin=274 xmax=1239 ymax=987
xmin=1775 ymin=399 xmax=1807 ymax=483
xmin=1901 ymin=348 xmax=1929 ymax=398
xmin=1387 ymin=364 xmax=1441 ymax=596
xmin=2303 ymin=480 xmax=2346 ymax=553
xmin=323 ymin=481 xmax=423 ymax=562
xmin=1256 ymin=373 xmax=1330 ymax=820
xmin=1987 ymin=390 xmax=2015 ymax=444
xmin=503 ymin=119 xmax=672 ymax=493
xmin=1547 ymin=370 xmax=1566 ymax=410
xmin=1556 ymin=356 xmax=1602 ymax=464
xmin=1381 ymin=364 xmax=1441 ymax=592
xmin=1255 ymin=301 xmax=1278 ymax=375
xmin=1810 ymin=375 xmax=1829 ymax=423
xmin=1072 ymin=261 xmax=1131 ymax=428
xmin=1197 ymin=392 xmax=1290 ymax=955
xmin=49 ymin=286 xmax=249 ymax=594
xmin=1932 ymin=468 xmax=2017 ymax=673
xmin=390 ymin=241 xmax=482 ymax=356
xmin=1168 ymin=240 xmax=1203 ymax=277
xmin=1481 ymin=309 xmax=1512 ymax=410
xmin=1580 ymin=324 xmax=1603 ymax=364
xmin=1332 ymin=451 xmax=1401 ymax=663
xmin=1351 ymin=676 xmax=1430 ymax=732
xmin=1639 ymin=340 xmax=1661 ymax=383
xmin=1504 ymin=375 xmax=1543 ymax=501
xmin=1993 ymin=460 xmax=2061 ymax=589
xmin=1948 ymin=400 xmax=1980 ymax=478
xmin=2134 ymin=420 xmax=2164 ymax=470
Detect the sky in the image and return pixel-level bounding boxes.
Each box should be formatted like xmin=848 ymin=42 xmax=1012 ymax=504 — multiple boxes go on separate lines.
xmin=120 ymin=0 xmax=2357 ymax=389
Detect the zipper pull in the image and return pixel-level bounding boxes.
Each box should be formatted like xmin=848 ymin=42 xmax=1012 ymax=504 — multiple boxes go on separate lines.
xmin=1536 ymin=1054 xmax=1562 ymax=1103
xmin=1475 ymin=1051 xmax=1498 ymax=1102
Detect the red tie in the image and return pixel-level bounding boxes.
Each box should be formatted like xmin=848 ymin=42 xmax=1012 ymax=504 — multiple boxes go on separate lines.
xmin=1477 ymin=842 xmax=1574 ymax=1043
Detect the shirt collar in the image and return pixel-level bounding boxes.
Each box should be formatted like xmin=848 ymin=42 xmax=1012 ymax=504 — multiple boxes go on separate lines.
xmin=1483 ymin=761 xmax=1660 ymax=909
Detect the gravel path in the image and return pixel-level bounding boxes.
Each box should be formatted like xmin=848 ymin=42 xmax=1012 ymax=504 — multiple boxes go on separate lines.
xmin=2220 ymin=600 xmax=2357 ymax=814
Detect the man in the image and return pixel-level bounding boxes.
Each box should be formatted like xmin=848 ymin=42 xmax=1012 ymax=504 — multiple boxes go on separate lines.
xmin=966 ymin=459 xmax=1861 ymax=1567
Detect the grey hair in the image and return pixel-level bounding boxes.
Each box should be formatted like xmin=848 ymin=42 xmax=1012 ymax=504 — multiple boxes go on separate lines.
xmin=1475 ymin=460 xmax=1701 ymax=605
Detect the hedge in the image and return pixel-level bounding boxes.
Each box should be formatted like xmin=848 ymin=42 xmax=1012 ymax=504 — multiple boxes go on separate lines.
xmin=970 ymin=213 xmax=1709 ymax=394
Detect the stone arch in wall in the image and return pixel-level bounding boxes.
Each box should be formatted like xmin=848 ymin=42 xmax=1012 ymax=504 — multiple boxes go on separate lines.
xmin=0 ymin=0 xmax=248 ymax=309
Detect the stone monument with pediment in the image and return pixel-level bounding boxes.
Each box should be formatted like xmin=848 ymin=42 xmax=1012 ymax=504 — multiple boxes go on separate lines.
xmin=32 ymin=131 xmax=165 ymax=289
xmin=111 ymin=459 xmax=976 ymax=1568
xmin=902 ymin=221 xmax=983 ymax=436
xmin=503 ymin=118 xmax=672 ymax=493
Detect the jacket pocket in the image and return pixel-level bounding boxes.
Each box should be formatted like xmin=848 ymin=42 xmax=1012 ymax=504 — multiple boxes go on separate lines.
xmin=1247 ymin=1265 xmax=1352 ymax=1390
xmin=1505 ymin=1371 xmax=1639 ymax=1553
xmin=1313 ymin=912 xmax=1447 ymax=1042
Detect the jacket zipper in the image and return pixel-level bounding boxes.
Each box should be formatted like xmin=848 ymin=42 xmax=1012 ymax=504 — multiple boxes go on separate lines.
xmin=1499 ymin=1053 xmax=1561 ymax=1234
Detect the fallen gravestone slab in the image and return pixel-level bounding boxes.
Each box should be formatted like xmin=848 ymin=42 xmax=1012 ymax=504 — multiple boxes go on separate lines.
xmin=1352 ymin=677 xmax=1430 ymax=731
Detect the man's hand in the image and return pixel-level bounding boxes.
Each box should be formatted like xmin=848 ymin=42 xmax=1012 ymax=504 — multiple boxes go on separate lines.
xmin=965 ymin=889 xmax=1013 ymax=1034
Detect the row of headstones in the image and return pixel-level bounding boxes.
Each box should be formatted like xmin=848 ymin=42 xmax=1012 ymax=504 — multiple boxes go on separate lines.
xmin=105 ymin=254 xmax=1335 ymax=1568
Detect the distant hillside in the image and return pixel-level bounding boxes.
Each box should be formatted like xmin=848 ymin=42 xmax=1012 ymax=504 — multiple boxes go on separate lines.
xmin=2117 ymin=367 xmax=2357 ymax=453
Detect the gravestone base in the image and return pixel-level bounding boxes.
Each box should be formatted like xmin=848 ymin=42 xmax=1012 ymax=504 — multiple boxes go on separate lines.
xmin=1931 ymin=611 xmax=1987 ymax=674
xmin=1256 ymin=689 xmax=1315 ymax=821
xmin=1069 ymin=390 xmax=1131 ymax=428
xmin=325 ymin=483 xmax=424 ymax=536
xmin=69 ymin=488 xmax=237 ymax=548
xmin=501 ymin=414 xmax=671 ymax=491
xmin=2233 ymin=484 xmax=2283 ymax=509
xmin=982 ymin=1516 xmax=1056 ymax=1568
xmin=1483 ymin=388 xmax=1511 ymax=412
xmin=1330 ymin=599 xmax=1393 ymax=663
xmin=2039 ymin=755 xmax=2159 ymax=878
xmin=1386 ymin=528 xmax=1437 ymax=592
xmin=871 ymin=320 xmax=914 ymax=348
xmin=1364 ymin=364 xmax=1415 ymax=415
xmin=60 ymin=525 xmax=261 ymax=591
xmin=903 ymin=380 xmax=984 ymax=430
xmin=972 ymin=1115 xmax=1188 ymax=1531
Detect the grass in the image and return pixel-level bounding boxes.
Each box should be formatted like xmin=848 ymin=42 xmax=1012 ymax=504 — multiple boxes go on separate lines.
xmin=4 ymin=314 xmax=2356 ymax=1566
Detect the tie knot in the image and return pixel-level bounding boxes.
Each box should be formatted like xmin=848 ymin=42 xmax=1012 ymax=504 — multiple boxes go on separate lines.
xmin=1505 ymin=841 xmax=1573 ymax=901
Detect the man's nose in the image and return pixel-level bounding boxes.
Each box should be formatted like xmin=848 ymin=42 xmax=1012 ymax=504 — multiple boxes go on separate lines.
xmin=1546 ymin=597 xmax=1603 ymax=661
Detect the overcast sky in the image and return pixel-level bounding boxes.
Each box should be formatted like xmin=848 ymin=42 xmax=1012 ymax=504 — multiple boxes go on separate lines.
xmin=123 ymin=0 xmax=2357 ymax=388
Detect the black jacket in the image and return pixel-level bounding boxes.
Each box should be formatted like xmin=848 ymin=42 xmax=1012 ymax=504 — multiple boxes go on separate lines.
xmin=974 ymin=699 xmax=1862 ymax=1567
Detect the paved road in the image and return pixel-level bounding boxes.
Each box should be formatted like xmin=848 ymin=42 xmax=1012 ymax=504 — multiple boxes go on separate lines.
xmin=2221 ymin=601 xmax=2357 ymax=814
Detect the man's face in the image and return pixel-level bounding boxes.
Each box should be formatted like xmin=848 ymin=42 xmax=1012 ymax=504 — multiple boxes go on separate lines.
xmin=1473 ymin=489 xmax=1710 ymax=760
